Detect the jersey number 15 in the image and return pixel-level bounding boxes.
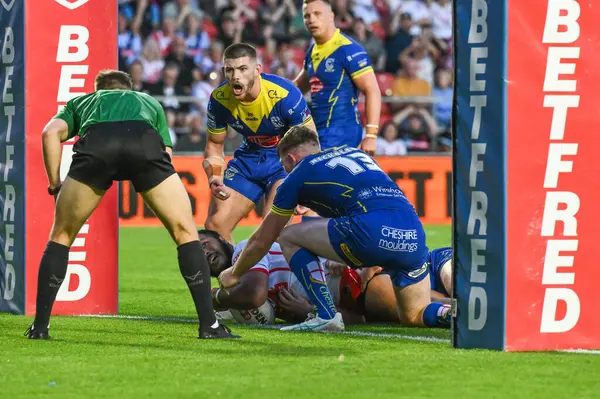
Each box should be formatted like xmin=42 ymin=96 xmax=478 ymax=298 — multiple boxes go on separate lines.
xmin=326 ymin=152 xmax=383 ymax=175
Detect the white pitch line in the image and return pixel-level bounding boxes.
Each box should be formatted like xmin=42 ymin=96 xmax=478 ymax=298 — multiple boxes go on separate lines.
xmin=80 ymin=314 xmax=450 ymax=343
xmin=560 ymin=349 xmax=600 ymax=355
xmin=79 ymin=314 xmax=600 ymax=354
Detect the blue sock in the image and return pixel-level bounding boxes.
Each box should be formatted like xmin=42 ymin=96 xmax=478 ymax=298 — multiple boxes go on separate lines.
xmin=423 ymin=302 xmax=451 ymax=328
xmin=301 ymin=215 xmax=321 ymax=223
xmin=289 ymin=248 xmax=337 ymax=319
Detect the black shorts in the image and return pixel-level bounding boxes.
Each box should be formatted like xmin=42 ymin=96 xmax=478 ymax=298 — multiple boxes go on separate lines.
xmin=68 ymin=121 xmax=176 ymax=192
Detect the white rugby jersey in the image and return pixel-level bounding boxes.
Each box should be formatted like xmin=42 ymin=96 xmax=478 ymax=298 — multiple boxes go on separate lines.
xmin=232 ymin=240 xmax=342 ymax=305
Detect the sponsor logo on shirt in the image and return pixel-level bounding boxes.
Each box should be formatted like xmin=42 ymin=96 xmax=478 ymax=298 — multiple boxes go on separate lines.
xmin=309 ymin=76 xmax=324 ymax=94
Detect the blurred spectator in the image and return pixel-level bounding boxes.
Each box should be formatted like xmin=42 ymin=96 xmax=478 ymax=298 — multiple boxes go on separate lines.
xmin=140 ymin=39 xmax=165 ymax=83
xmin=385 ymin=12 xmax=413 ymax=74
xmin=147 ymin=63 xmax=188 ymax=128
xmin=432 ymin=68 xmax=453 ymax=130
xmin=191 ymin=69 xmax=221 ymax=116
xmin=119 ymin=0 xmax=161 ymax=38
xmin=333 ymin=0 xmax=355 ymax=33
xmin=151 ymin=16 xmax=178 ymax=56
xmin=217 ymin=14 xmax=243 ymax=48
xmin=197 ymin=41 xmax=224 ymax=74
xmin=393 ymin=105 xmax=438 ymax=152
xmin=430 ymin=0 xmax=452 ymax=41
xmin=376 ymin=122 xmax=407 ymax=156
xmin=175 ymin=115 xmax=206 ymax=151
xmin=165 ymin=36 xmax=197 ymax=93
xmin=260 ymin=0 xmax=298 ymax=43
xmin=118 ymin=12 xmax=142 ymax=66
xmin=391 ymin=59 xmax=431 ymax=100
xmin=349 ymin=19 xmax=385 ymax=72
xmin=163 ymin=0 xmax=204 ymax=30
xmin=401 ymin=0 xmax=432 ymax=36
xmin=181 ymin=12 xmax=210 ymax=60
xmin=352 ymin=0 xmax=380 ymax=25
xmin=129 ymin=60 xmax=148 ymax=92
xmin=400 ymin=32 xmax=438 ymax=86
xmin=270 ymin=46 xmax=301 ymax=80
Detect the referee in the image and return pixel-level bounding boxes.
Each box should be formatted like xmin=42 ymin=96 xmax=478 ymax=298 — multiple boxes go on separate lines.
xmin=26 ymin=70 xmax=239 ymax=340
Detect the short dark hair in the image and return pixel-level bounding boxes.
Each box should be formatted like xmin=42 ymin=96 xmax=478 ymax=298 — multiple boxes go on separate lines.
xmin=223 ymin=43 xmax=257 ymax=61
xmin=277 ymin=126 xmax=320 ymax=157
xmin=95 ymin=69 xmax=132 ymax=90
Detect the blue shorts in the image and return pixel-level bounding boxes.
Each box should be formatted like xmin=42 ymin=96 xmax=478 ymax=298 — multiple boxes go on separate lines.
xmin=318 ymin=126 xmax=363 ymax=150
xmin=428 ymin=247 xmax=452 ymax=296
xmin=327 ymin=209 xmax=429 ymax=288
xmin=224 ymin=150 xmax=287 ymax=204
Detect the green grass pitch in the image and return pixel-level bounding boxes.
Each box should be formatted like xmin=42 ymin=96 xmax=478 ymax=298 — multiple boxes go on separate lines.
xmin=1 ymin=225 xmax=599 ymax=398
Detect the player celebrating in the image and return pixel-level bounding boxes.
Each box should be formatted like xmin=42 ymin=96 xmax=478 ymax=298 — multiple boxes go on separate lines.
xmin=294 ymin=0 xmax=381 ymax=153
xmin=203 ymin=43 xmax=316 ymax=242
xmin=26 ymin=70 xmax=238 ymax=340
xmin=219 ymin=127 xmax=451 ymax=332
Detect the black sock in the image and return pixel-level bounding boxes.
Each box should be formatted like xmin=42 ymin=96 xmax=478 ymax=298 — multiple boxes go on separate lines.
xmin=177 ymin=241 xmax=218 ymax=330
xmin=33 ymin=241 xmax=70 ymax=330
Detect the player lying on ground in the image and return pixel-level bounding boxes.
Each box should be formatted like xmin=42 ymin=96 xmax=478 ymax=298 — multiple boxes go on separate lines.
xmin=219 ymin=126 xmax=451 ymax=332
xmin=200 ymin=229 xmax=452 ymax=324
xmin=199 ymin=229 xmax=366 ymax=324
xmin=26 ymin=70 xmax=238 ymax=340
xmin=202 ymin=43 xmax=316 ymax=242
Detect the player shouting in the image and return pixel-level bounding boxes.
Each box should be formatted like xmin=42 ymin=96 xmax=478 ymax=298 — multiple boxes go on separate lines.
xmin=203 ymin=43 xmax=316 ymax=242
xmin=220 ymin=127 xmax=451 ymax=332
xmin=294 ymin=0 xmax=381 ymax=154
xmin=26 ymin=70 xmax=238 ymax=340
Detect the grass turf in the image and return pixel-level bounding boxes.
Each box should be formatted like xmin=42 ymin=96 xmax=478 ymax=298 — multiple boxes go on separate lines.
xmin=1 ymin=225 xmax=599 ymax=398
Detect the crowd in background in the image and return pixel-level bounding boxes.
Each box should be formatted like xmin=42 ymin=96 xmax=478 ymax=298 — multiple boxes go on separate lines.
xmin=117 ymin=0 xmax=453 ymax=155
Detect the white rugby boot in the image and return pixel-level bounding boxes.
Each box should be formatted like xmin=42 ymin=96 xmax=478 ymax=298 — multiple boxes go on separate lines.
xmin=280 ymin=312 xmax=345 ymax=332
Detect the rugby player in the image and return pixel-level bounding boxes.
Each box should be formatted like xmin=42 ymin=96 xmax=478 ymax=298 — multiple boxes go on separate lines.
xmin=201 ymin=229 xmax=452 ymax=324
xmin=26 ymin=70 xmax=238 ymax=340
xmin=294 ymin=0 xmax=381 ymax=154
xmin=199 ymin=229 xmax=366 ymax=324
xmin=219 ymin=127 xmax=451 ymax=332
xmin=203 ymin=43 xmax=316 ymax=242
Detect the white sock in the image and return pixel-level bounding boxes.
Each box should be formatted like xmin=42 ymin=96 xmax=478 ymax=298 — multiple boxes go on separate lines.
xmin=210 ymin=321 xmax=219 ymax=329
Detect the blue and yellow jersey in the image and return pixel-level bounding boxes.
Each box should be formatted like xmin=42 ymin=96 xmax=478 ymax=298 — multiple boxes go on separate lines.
xmin=207 ymin=73 xmax=313 ymax=152
xmin=304 ymin=29 xmax=373 ymax=130
xmin=271 ymin=146 xmax=415 ymax=218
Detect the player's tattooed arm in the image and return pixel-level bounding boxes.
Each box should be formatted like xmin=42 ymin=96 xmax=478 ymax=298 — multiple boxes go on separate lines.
xmin=41 ymin=118 xmax=69 ymax=190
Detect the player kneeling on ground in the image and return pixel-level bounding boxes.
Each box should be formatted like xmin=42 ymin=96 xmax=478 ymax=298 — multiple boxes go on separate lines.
xmin=198 ymin=229 xmax=367 ymax=324
xmin=203 ymin=226 xmax=453 ymax=325
xmin=219 ymin=126 xmax=451 ymax=332
xmin=26 ymin=70 xmax=238 ymax=340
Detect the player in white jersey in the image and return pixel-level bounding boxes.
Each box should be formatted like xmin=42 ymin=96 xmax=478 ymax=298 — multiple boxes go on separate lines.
xmin=199 ymin=229 xmax=452 ymax=324
xmin=199 ymin=229 xmax=366 ymax=323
